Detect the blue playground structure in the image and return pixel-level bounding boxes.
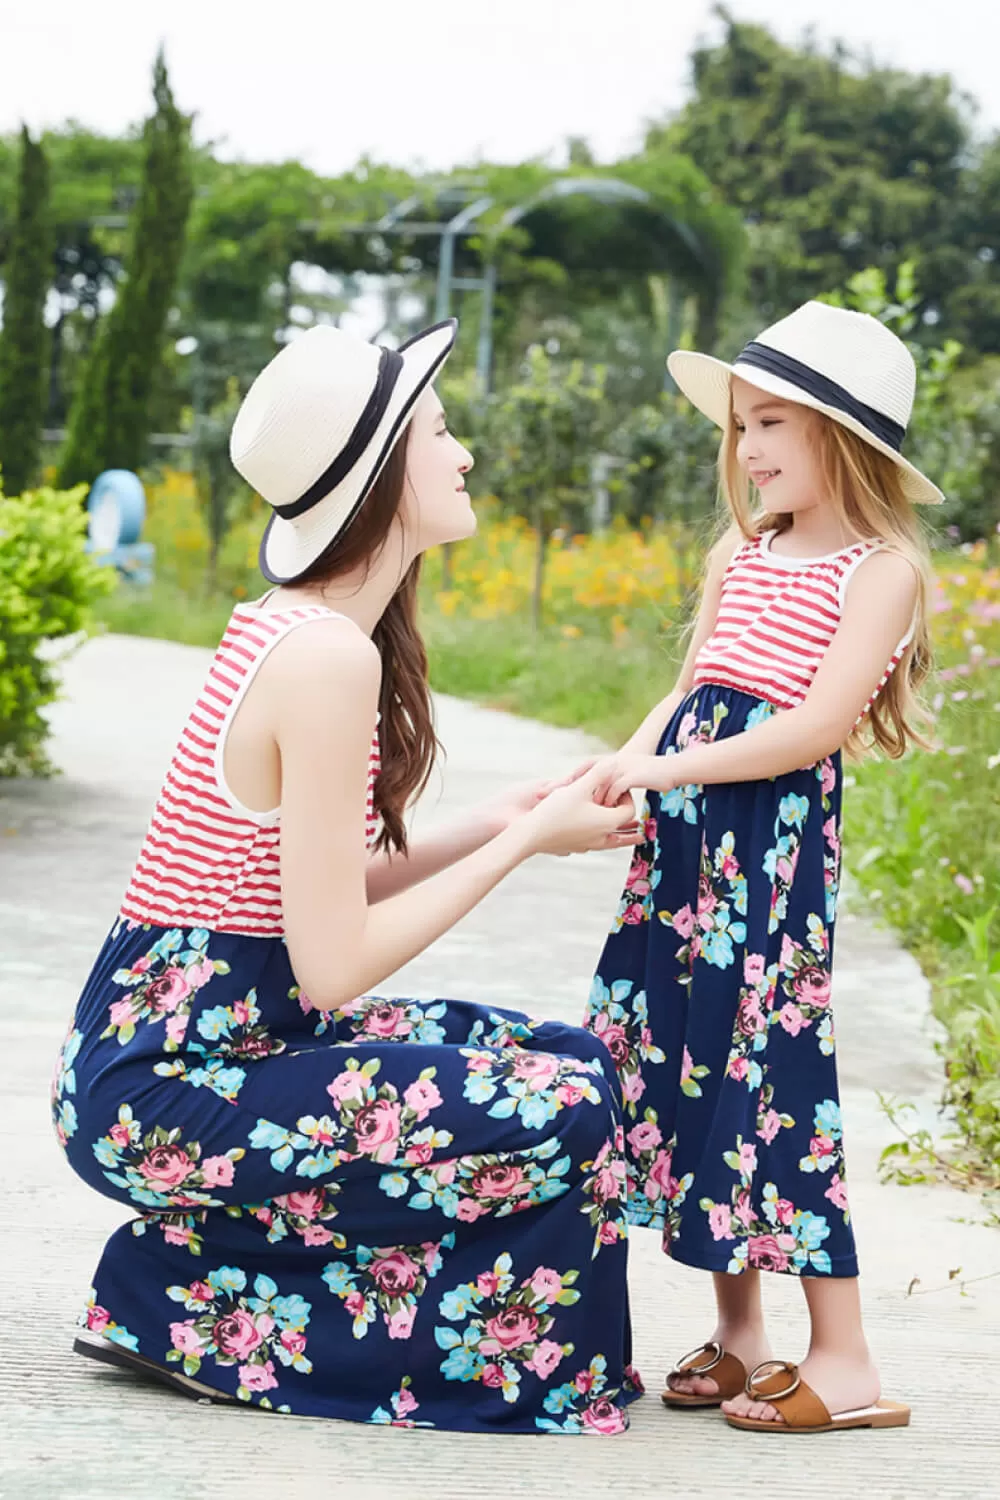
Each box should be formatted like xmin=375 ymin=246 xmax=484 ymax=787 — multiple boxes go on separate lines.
xmin=85 ymin=469 xmax=155 ymax=584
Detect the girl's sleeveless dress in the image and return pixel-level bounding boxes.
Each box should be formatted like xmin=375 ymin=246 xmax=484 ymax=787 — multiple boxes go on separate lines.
xmin=52 ymin=601 xmax=641 ymax=1434
xmin=584 ymin=532 xmax=909 ymax=1279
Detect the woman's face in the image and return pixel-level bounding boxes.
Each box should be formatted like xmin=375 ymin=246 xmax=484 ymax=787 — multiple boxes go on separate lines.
xmin=730 ymin=376 xmax=825 ymax=514
xmin=402 ymin=388 xmax=475 ymax=550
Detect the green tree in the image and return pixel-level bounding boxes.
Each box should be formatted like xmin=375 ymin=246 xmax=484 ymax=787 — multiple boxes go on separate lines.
xmin=0 ymin=127 xmax=53 ymax=494
xmin=57 ymin=51 xmax=193 ymax=488
xmin=490 ymin=347 xmax=606 ymax=628
xmin=657 ymin=7 xmax=970 ymax=328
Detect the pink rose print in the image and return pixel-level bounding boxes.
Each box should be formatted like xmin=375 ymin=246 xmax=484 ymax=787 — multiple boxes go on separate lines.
xmin=345 ymin=1291 xmax=366 ymax=1317
xmin=556 ymin=1082 xmax=585 ymax=1106
xmin=779 ymin=934 xmax=798 ymax=970
xmin=403 ymin=1078 xmax=443 ymax=1121
xmin=471 ymin=1164 xmax=529 ymax=1199
xmin=476 ymin=1271 xmax=502 ymax=1298
xmin=526 ymin=1339 xmax=565 ymax=1379
xmin=404 ymin=1141 xmax=434 ymax=1166
xmin=369 ymin=1251 xmax=421 ymax=1296
xmin=743 ymin=952 xmax=766 ymax=986
xmin=108 ymin=999 xmax=134 ymax=1029
xmin=734 ymin=1189 xmax=754 ymax=1228
xmin=825 ymin=1174 xmax=849 ymax=1212
xmin=592 ymin=1018 xmax=630 ymax=1066
xmin=774 ymin=1198 xmax=796 ymax=1226
xmin=163 ymin=1223 xmax=194 ymax=1247
xmin=621 ymin=902 xmax=645 ymax=926
xmin=646 ymin=1150 xmax=675 ymax=1198
xmin=189 ymin=1280 xmax=213 ymax=1303
xmin=86 ymin=1304 xmax=111 ymax=1333
xmin=627 ymin=1121 xmax=662 ymax=1154
xmin=677 ymin=711 xmax=698 ymax=744
xmin=708 ymin=1203 xmax=734 ymax=1241
xmin=821 ymin=758 xmax=837 ymax=796
xmin=212 ymin=1310 xmax=263 ymax=1359
xmin=108 ymin=1122 xmax=133 ymax=1148
xmin=137 ymin=1145 xmax=194 ymax=1190
xmin=793 ymin=967 xmax=831 ymax=1008
xmin=276 ymin=1189 xmax=323 ymax=1220
xmin=387 ymin=1305 xmax=416 ymax=1340
xmin=188 ymin=958 xmax=216 ymax=990
xmin=528 ymin=1267 xmax=564 ymax=1303
xmin=145 ymin=968 xmax=191 ymax=1013
xmin=810 ymin=1135 xmax=836 ymax=1159
xmin=301 ymin=1224 xmax=336 ymax=1246
xmin=582 ymin=1395 xmax=627 ymax=1434
xmin=727 ymin=1055 xmax=749 ymax=1081
xmin=395 ymin=1386 xmax=418 ymax=1417
xmin=747 ymin=1235 xmax=790 ymax=1273
xmin=599 ymin=1220 xmax=621 ymax=1245
xmin=671 ymin=904 xmax=695 ymax=938
xmin=363 ymin=1002 xmax=413 ymax=1039
xmin=165 ymin=1014 xmax=188 ymax=1047
xmin=757 ymin=1109 xmax=782 ymax=1145
xmin=621 ymin=1071 xmax=646 ymax=1103
xmin=456 ymin=1199 xmax=484 ymax=1223
xmin=778 ymin=1002 xmax=809 ymax=1036
xmin=482 ymin=1306 xmax=539 ymax=1353
xmin=353 ymin=1100 xmax=402 ymax=1161
xmin=575 ymin=1369 xmax=595 ymax=1394
xmin=238 ymin=1360 xmax=279 ymax=1393
xmin=169 ymin=1320 xmax=203 ymax=1354
xmin=625 ymin=856 xmax=651 ymax=896
xmin=279 ymin=1329 xmax=307 ymax=1357
xmin=327 ymin=1070 xmax=368 ymax=1106
xmin=738 ymin=1142 xmax=758 ymax=1177
xmin=200 ymin=1156 xmax=235 ymax=1188
xmin=482 ymin=1363 xmax=505 ymax=1389
xmin=512 ymin=1052 xmax=560 ymax=1091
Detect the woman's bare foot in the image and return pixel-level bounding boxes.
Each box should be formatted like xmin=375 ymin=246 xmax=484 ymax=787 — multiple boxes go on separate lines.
xmin=666 ymin=1326 xmax=774 ymax=1400
xmin=721 ymin=1349 xmax=881 ymax=1423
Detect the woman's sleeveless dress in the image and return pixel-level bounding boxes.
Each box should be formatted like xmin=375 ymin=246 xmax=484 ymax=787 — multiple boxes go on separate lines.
xmin=584 ymin=532 xmax=909 ymax=1279
xmin=52 ymin=601 xmax=641 ymax=1433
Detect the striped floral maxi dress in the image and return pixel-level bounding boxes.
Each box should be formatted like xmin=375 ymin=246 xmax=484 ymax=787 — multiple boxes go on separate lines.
xmin=52 ymin=600 xmax=641 ymax=1434
xmin=584 ymin=531 xmax=910 ymax=1279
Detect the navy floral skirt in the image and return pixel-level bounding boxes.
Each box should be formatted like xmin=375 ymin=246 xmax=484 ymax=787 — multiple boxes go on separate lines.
xmin=52 ymin=920 xmax=642 ymax=1432
xmin=584 ymin=683 xmax=858 ymax=1279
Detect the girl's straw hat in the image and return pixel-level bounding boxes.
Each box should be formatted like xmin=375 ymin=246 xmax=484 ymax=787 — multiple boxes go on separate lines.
xmin=667 ymin=300 xmax=944 ymax=506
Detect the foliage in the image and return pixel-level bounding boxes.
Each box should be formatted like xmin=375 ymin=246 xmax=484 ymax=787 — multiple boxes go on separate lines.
xmin=57 ymin=52 xmax=194 ymax=487
xmin=0 ymin=479 xmax=113 ymax=776
xmin=0 ymin=127 xmax=53 ymax=494
xmin=187 ymin=379 xmax=253 ymax=590
xmin=658 ymin=6 xmax=973 ymax=333
xmin=607 ymin=394 xmax=719 ymax=527
xmin=488 ymin=348 xmax=607 ymax=627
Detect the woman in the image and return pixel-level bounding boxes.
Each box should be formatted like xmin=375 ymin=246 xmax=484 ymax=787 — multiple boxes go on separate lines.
xmin=53 ymin=318 xmax=644 ymax=1435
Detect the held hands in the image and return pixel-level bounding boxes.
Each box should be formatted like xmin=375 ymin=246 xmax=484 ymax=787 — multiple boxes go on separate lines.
xmin=522 ymin=764 xmax=642 ymax=857
xmin=583 ymin=752 xmax=681 ymax=807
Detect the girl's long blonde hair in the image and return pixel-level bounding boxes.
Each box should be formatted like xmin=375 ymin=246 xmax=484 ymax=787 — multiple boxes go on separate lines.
xmin=719 ymin=408 xmax=933 ymax=759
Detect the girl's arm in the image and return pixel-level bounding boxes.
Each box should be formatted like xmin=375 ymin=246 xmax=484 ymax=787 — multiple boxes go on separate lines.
xmin=596 ymin=550 xmax=919 ymax=802
xmin=273 ymin=620 xmax=638 ymax=1011
xmin=620 ymin=528 xmax=743 ymax=755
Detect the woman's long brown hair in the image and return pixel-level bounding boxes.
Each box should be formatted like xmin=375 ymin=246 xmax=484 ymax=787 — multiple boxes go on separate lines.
xmin=293 ymin=432 xmax=438 ymax=854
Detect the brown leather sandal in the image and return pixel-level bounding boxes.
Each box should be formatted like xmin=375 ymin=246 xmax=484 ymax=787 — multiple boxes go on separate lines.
xmin=661 ymin=1341 xmax=748 ymax=1409
xmin=724 ymin=1360 xmax=911 ymax=1433
xmin=74 ymin=1333 xmax=240 ymax=1406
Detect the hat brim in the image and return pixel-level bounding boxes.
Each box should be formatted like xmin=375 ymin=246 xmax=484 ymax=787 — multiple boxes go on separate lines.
xmin=259 ymin=319 xmax=458 ymax=583
xmin=666 ymin=349 xmax=944 ymax=507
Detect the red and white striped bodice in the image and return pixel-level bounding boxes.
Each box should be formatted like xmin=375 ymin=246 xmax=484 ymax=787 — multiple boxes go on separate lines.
xmin=692 ymin=530 xmax=910 ymax=712
xmin=119 ymin=602 xmax=380 ymax=937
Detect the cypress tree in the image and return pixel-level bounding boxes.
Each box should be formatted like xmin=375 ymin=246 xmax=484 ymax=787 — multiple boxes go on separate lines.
xmin=0 ymin=126 xmax=53 ymax=496
xmin=57 ymin=50 xmax=192 ymax=487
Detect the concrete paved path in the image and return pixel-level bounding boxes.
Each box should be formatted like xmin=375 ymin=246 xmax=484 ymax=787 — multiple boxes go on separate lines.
xmin=0 ymin=634 xmax=996 ymax=1500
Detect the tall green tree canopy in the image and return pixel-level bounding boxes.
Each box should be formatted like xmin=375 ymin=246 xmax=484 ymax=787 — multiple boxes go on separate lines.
xmin=0 ymin=126 xmax=53 ymax=495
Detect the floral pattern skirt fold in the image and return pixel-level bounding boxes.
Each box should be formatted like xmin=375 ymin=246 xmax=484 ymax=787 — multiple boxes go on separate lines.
xmin=584 ymin=683 xmax=858 ymax=1279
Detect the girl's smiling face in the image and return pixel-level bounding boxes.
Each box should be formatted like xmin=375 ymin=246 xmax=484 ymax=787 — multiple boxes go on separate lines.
xmin=730 ymin=376 xmax=825 ymax=513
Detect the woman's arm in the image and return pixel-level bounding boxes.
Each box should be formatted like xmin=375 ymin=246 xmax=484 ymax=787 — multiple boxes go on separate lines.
xmin=596 ymin=550 xmax=919 ymax=802
xmin=620 ymin=528 xmax=743 ymax=756
xmin=272 ymin=620 xmax=638 ymax=1010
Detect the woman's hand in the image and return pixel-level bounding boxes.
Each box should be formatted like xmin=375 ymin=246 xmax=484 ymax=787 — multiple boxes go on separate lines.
xmin=522 ymin=765 xmax=642 ymax=857
xmin=479 ymin=761 xmax=601 ymax=835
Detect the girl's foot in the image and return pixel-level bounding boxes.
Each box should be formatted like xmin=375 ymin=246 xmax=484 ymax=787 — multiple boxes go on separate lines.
xmin=721 ymin=1349 xmax=881 ymax=1424
xmin=666 ymin=1328 xmax=773 ymax=1401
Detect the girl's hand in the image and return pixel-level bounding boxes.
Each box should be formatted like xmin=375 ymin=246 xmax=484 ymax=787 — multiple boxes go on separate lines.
xmin=523 ymin=767 xmax=642 ymax=857
xmin=593 ymin=753 xmax=667 ymax=807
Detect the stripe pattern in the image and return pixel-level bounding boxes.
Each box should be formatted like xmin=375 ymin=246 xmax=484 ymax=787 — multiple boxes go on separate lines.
xmin=693 ymin=531 xmax=908 ymax=713
xmin=119 ymin=604 xmax=380 ymax=937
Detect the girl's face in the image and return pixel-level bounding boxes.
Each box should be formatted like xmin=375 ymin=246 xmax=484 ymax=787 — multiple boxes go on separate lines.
xmin=730 ymin=377 xmax=825 ymax=513
xmin=401 ymin=388 xmax=475 ymax=550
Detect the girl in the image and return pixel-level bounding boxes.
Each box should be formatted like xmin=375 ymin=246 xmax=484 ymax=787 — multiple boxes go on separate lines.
xmin=53 ymin=318 xmax=645 ymax=1435
xmin=582 ymin=300 xmax=938 ymax=1434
